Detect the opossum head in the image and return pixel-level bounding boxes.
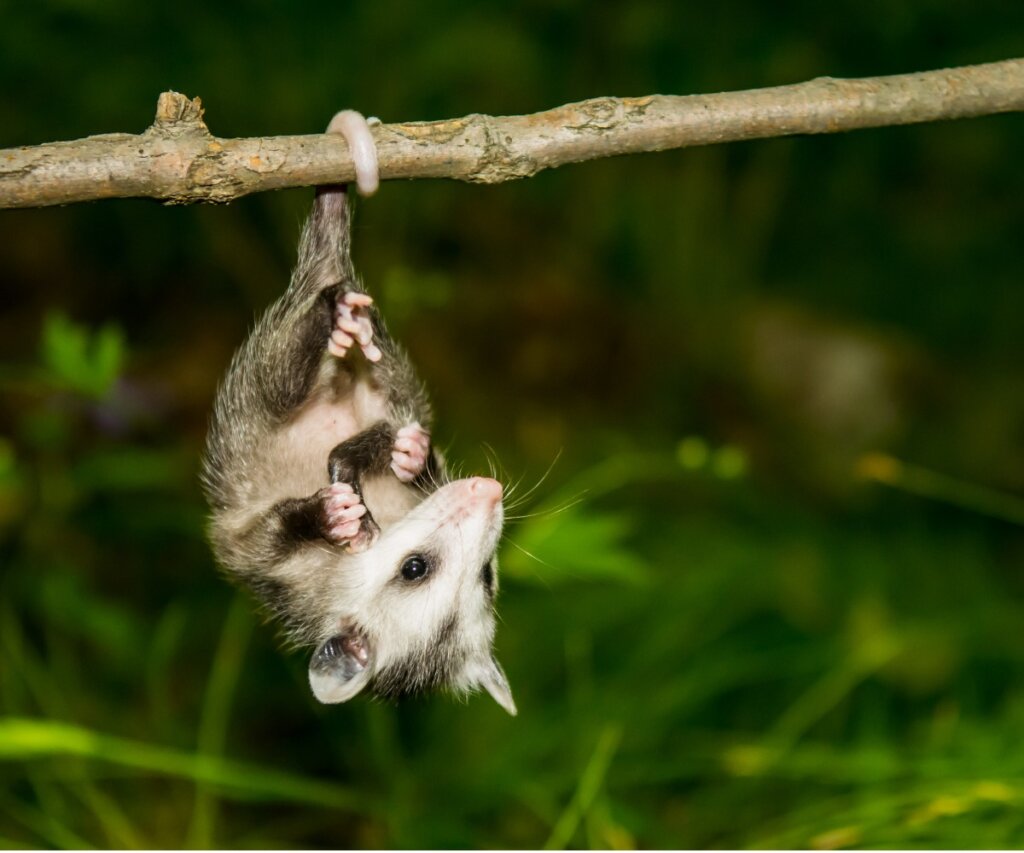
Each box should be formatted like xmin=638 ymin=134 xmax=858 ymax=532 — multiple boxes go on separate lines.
xmin=308 ymin=476 xmax=515 ymax=714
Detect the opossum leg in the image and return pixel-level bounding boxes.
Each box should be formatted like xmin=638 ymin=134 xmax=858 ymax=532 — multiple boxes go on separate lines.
xmin=230 ymin=480 xmax=368 ymax=564
xmin=220 ymin=488 xmax=345 ymax=576
xmin=254 ymin=190 xmax=371 ymax=421
xmin=253 ymin=288 xmax=337 ymax=421
xmin=273 ymin=493 xmax=330 ymax=542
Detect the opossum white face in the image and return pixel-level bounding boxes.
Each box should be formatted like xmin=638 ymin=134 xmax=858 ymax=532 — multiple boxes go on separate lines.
xmin=308 ymin=477 xmax=515 ymax=714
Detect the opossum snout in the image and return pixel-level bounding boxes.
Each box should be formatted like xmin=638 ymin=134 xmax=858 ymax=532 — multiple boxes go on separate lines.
xmin=466 ymin=477 xmax=502 ymax=505
xmin=442 ymin=476 xmax=503 ymax=528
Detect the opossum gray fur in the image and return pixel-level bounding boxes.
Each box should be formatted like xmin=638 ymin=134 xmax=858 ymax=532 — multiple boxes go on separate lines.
xmin=201 ymin=111 xmax=515 ymax=714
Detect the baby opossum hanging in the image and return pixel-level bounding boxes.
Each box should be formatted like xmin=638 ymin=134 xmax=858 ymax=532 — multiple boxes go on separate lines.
xmin=201 ymin=110 xmax=515 ymax=714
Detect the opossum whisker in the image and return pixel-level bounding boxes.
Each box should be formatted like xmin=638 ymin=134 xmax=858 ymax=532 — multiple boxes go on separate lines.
xmin=504 ymin=494 xmax=586 ymax=522
xmin=480 ymin=442 xmax=510 ymax=485
xmin=502 ymin=537 xmax=555 ymax=586
xmin=505 ymin=450 xmax=563 ymax=512
xmin=502 ymin=468 xmax=530 ymax=504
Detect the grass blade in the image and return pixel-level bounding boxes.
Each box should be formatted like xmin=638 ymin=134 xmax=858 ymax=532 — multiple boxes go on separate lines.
xmin=186 ymin=595 xmax=253 ymax=848
xmin=544 ymin=725 xmax=623 ymax=850
xmin=0 ymin=717 xmax=370 ymax=812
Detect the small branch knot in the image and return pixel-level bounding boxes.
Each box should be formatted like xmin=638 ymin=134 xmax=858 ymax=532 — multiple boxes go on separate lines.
xmin=468 ymin=115 xmax=538 ymax=183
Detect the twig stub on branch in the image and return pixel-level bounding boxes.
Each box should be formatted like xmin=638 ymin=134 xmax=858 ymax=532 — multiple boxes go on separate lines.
xmin=151 ymin=92 xmax=209 ymax=135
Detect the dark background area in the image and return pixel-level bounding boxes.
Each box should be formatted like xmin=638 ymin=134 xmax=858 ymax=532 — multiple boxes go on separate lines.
xmin=2 ymin=1 xmax=1024 ymax=848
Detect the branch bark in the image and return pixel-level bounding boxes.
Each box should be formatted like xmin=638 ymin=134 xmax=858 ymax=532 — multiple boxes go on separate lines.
xmin=3 ymin=57 xmax=1023 ymax=209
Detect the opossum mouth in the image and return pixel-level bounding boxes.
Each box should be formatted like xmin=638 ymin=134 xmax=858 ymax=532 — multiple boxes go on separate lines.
xmin=340 ymin=630 xmax=371 ymax=669
xmin=312 ymin=625 xmax=371 ymax=674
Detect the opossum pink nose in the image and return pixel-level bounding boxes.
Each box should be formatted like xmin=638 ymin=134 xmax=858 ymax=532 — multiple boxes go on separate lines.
xmin=468 ymin=477 xmax=503 ymax=504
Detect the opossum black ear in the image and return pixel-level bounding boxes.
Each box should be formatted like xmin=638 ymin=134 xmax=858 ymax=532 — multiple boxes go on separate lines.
xmin=308 ymin=630 xmax=372 ymax=704
xmin=474 ymin=655 xmax=517 ymax=716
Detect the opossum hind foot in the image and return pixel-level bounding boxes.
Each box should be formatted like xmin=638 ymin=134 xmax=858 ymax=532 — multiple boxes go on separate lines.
xmin=328 ymin=291 xmax=382 ymax=363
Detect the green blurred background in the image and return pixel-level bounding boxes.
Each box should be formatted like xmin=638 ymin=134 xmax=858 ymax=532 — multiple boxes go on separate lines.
xmin=2 ymin=1 xmax=1024 ymax=848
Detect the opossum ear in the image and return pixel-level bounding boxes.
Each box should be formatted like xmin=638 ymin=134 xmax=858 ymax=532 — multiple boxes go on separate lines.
xmin=308 ymin=630 xmax=372 ymax=704
xmin=472 ymin=655 xmax=517 ymax=716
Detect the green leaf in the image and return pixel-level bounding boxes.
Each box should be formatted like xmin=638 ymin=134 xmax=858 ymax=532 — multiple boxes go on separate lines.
xmin=40 ymin=313 xmax=124 ymax=399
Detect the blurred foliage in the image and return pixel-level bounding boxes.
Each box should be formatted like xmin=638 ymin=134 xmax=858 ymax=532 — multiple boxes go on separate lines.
xmin=2 ymin=0 xmax=1024 ymax=848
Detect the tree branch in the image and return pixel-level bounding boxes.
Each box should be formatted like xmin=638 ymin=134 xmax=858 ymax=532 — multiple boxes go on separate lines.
xmin=3 ymin=58 xmax=1023 ymax=209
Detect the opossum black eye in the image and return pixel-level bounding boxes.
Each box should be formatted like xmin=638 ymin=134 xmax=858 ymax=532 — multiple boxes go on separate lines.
xmin=481 ymin=560 xmax=494 ymax=593
xmin=400 ymin=554 xmax=429 ymax=582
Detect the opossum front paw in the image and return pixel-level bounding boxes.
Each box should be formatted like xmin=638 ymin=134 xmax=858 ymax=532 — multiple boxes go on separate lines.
xmin=323 ymin=482 xmax=375 ymax=551
xmin=328 ymin=291 xmax=382 ymax=363
xmin=391 ymin=422 xmax=431 ymax=482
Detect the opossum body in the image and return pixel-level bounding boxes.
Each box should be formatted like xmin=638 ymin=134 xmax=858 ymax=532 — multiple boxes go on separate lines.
xmin=201 ymin=111 xmax=515 ymax=714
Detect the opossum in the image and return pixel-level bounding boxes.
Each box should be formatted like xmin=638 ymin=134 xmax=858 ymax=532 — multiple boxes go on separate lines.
xmin=201 ymin=111 xmax=515 ymax=715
